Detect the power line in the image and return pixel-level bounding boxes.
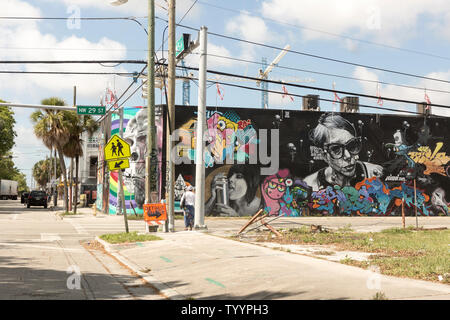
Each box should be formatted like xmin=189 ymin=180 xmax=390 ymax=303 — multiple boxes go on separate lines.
xmin=180 ymin=74 xmax=444 ymax=117
xmin=172 ymin=63 xmax=450 ymax=109
xmin=162 ymin=18 xmax=450 ymax=85
xmin=156 ymin=0 xmax=199 ymax=57
xmin=0 ymin=60 xmax=146 ymax=64
xmin=96 ymin=65 xmax=147 ymax=123
xmin=194 ymin=0 xmax=450 ymax=62
xmin=212 ymin=79 xmax=439 ymax=117
xmin=199 ymin=53 xmax=450 ymax=95
xmin=0 ymin=71 xmax=136 ymax=76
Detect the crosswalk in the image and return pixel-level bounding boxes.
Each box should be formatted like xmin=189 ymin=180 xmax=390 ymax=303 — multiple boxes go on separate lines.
xmin=64 ymin=216 xmax=147 ymax=236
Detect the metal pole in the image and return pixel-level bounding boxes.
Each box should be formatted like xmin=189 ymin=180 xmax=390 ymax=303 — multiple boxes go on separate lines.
xmin=414 ymin=179 xmax=418 ymax=229
xmin=54 ymin=148 xmax=57 ymax=207
xmin=194 ymin=26 xmax=208 ymax=230
xmin=166 ymin=0 xmax=176 ymax=232
xmin=145 ymin=0 xmax=158 ymax=206
xmin=401 ymin=196 xmax=406 ymax=229
xmin=118 ymin=107 xmax=129 ymax=233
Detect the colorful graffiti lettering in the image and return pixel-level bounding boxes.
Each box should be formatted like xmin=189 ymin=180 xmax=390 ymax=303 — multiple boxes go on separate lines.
xmin=408 ymin=142 xmax=450 ymax=176
xmin=309 ymin=177 xmax=431 ymax=216
xmin=261 ymin=170 xmax=433 ymax=217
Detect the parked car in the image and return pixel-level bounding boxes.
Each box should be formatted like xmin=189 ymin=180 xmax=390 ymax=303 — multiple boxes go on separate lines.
xmin=21 ymin=192 xmax=29 ymax=204
xmin=27 ymin=190 xmax=48 ymax=208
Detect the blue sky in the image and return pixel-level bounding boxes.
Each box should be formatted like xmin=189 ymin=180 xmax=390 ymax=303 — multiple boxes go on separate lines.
xmin=1 ymin=0 xmax=450 ymax=187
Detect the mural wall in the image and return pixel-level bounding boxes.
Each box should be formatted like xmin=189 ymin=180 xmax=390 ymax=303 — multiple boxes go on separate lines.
xmin=175 ymin=106 xmax=450 ymax=217
xmin=109 ymin=107 xmax=164 ymax=214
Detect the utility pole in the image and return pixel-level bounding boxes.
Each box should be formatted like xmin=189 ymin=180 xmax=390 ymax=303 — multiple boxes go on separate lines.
xmin=165 ymin=0 xmax=176 ymax=232
xmin=69 ymin=86 xmax=76 ymax=212
xmin=194 ymin=26 xmax=208 ymax=230
xmin=145 ymin=0 xmax=158 ymax=215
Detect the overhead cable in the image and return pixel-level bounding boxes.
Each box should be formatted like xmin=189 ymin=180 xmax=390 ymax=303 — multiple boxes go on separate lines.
xmin=158 ymin=18 xmax=450 ymax=85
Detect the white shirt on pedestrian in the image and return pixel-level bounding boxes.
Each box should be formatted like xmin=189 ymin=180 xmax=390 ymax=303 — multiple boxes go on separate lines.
xmin=181 ymin=191 xmax=195 ymax=206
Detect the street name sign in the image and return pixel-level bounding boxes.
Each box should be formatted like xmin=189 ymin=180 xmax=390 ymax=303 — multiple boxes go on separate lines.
xmin=176 ymin=33 xmax=191 ymax=59
xmin=108 ymin=158 xmax=130 ymax=171
xmin=104 ymin=134 xmax=131 ymax=161
xmin=77 ymin=105 xmax=106 ymax=115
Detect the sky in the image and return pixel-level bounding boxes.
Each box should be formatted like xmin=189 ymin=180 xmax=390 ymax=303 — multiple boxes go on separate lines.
xmin=1 ymin=0 xmax=450 ymax=188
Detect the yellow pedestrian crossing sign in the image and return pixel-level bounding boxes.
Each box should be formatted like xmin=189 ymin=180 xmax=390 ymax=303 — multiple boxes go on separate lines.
xmin=108 ymin=159 xmax=130 ymax=171
xmin=105 ymin=134 xmax=131 ymax=161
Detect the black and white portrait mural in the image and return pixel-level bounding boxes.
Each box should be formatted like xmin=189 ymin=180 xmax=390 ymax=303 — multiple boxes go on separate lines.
xmin=174 ymin=106 xmax=450 ymax=217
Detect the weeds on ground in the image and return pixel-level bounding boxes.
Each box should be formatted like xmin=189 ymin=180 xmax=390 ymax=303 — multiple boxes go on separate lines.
xmin=126 ymin=215 xmax=144 ymax=220
xmin=257 ymin=226 xmax=450 ymax=283
xmin=100 ymin=231 xmax=162 ymax=244
xmin=60 ymin=211 xmax=79 ymax=216
xmin=372 ymin=292 xmax=388 ymax=300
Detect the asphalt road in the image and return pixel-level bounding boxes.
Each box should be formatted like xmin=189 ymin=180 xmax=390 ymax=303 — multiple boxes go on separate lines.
xmin=0 ymin=199 xmax=163 ymax=300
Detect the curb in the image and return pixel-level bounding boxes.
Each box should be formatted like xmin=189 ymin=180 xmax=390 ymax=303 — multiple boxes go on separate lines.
xmin=95 ymin=236 xmax=185 ymax=300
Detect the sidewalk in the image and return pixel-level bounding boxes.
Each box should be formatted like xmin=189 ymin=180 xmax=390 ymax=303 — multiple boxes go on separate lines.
xmin=61 ymin=204 xmax=450 ymax=299
xmin=96 ymin=230 xmax=450 ymax=300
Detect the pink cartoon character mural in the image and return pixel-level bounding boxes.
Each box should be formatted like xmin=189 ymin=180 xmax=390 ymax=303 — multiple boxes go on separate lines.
xmin=262 ymin=169 xmax=294 ymax=216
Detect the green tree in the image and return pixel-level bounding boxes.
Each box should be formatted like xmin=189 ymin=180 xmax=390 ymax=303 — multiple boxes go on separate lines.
xmin=13 ymin=172 xmax=28 ymax=194
xmin=63 ymin=112 xmax=99 ymax=213
xmin=30 ymin=97 xmax=71 ymax=210
xmin=0 ymin=100 xmax=16 ymax=155
xmin=0 ymin=152 xmax=17 ymax=179
xmin=32 ymin=158 xmax=62 ymax=189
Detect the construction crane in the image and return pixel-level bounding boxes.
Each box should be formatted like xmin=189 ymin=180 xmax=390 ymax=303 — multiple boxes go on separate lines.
xmin=180 ymin=59 xmax=191 ymax=105
xmin=171 ymin=43 xmax=314 ymax=106
xmin=256 ymin=44 xmax=291 ymax=109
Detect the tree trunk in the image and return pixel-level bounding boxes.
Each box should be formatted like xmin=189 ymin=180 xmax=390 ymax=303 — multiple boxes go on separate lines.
xmin=56 ymin=146 xmax=68 ymax=212
xmin=74 ymin=156 xmax=79 ymax=214
xmin=69 ymin=158 xmax=73 ymax=212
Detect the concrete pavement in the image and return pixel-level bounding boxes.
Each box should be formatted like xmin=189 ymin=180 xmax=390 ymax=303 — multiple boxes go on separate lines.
xmin=71 ymin=205 xmax=450 ymax=300
xmin=0 ymin=199 xmax=163 ymax=300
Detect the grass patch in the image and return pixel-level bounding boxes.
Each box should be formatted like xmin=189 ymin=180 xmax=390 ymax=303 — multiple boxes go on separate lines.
xmin=258 ymin=226 xmax=450 ymax=283
xmin=126 ymin=215 xmax=144 ymax=220
xmin=60 ymin=211 xmax=79 ymax=216
xmin=313 ymin=250 xmax=335 ymax=256
xmin=99 ymin=231 xmax=162 ymax=244
xmin=372 ymin=292 xmax=388 ymax=300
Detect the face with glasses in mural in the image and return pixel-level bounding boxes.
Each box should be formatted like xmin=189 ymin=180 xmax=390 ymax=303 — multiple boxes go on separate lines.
xmin=304 ymin=113 xmax=383 ymax=191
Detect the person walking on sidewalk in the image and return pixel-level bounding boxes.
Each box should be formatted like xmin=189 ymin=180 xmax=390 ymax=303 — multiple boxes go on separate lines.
xmin=180 ymin=185 xmax=195 ymax=230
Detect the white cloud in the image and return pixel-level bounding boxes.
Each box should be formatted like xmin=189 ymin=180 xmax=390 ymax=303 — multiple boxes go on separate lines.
xmin=353 ymin=66 xmax=450 ymax=117
xmin=41 ymin=0 xmax=202 ymax=21
xmin=225 ymin=12 xmax=280 ymax=62
xmin=261 ymin=0 xmax=450 ymax=45
xmin=184 ymin=41 xmax=236 ymax=70
xmin=0 ymin=0 xmax=131 ymax=101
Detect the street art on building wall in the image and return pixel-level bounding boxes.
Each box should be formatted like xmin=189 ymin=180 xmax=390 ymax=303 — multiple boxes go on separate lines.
xmin=176 ymin=109 xmax=258 ymax=167
xmin=175 ymin=106 xmax=450 ymax=217
xmin=108 ymin=107 xmax=164 ymax=214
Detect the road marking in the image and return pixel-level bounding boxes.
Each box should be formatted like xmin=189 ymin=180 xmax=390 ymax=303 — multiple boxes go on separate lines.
xmin=40 ymin=233 xmax=61 ymax=241
xmin=160 ymin=256 xmax=172 ymax=263
xmin=205 ymin=278 xmax=226 ymax=288
xmin=0 ymin=242 xmax=83 ymax=252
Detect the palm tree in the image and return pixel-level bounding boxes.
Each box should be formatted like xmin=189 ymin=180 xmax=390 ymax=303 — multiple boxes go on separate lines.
xmin=30 ymin=97 xmax=71 ymax=211
xmin=63 ymin=113 xmax=99 ymax=214
xmin=32 ymin=158 xmax=61 ymax=189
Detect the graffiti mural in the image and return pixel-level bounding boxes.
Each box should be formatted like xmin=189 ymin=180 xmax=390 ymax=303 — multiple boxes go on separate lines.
xmin=177 ymin=110 xmax=258 ymax=167
xmin=109 ymin=107 xmax=164 ymax=214
xmin=174 ymin=106 xmax=450 ymax=216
